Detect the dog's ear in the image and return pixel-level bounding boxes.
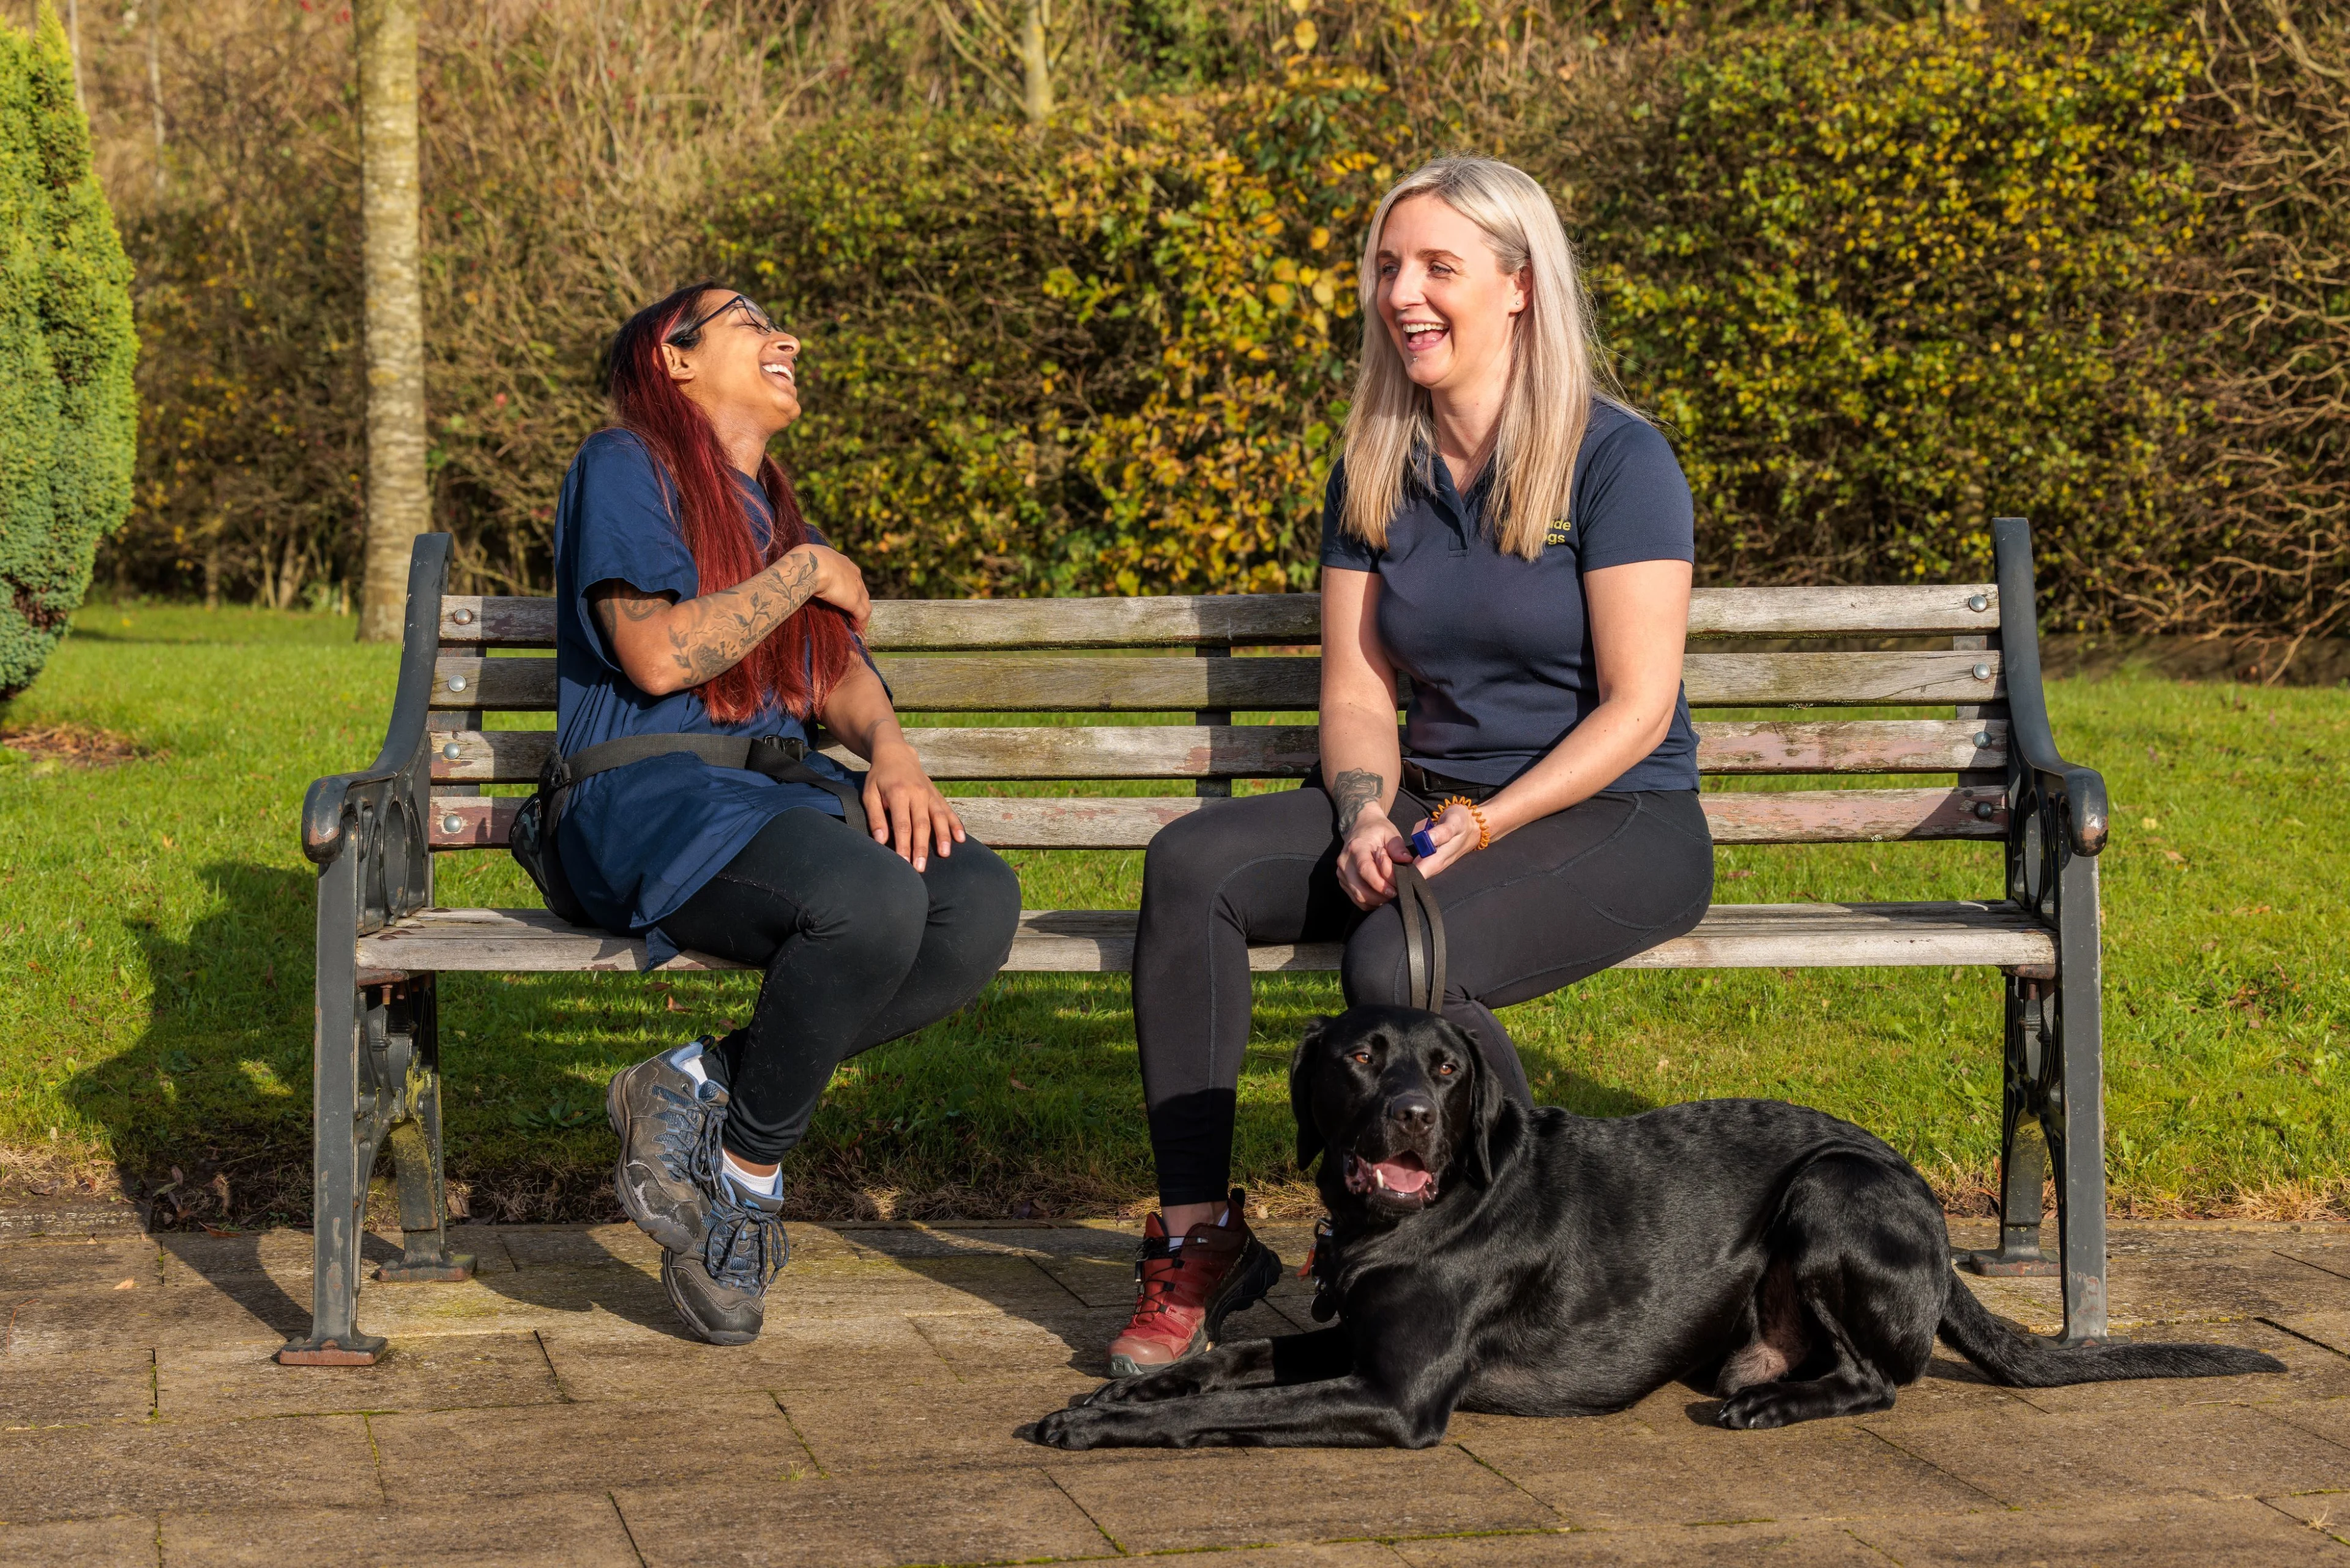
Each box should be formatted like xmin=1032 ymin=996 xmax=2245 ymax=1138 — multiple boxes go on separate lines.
xmin=1290 ymin=1016 xmax=1335 ymax=1171
xmin=1450 ymin=1017 xmax=1507 ymax=1186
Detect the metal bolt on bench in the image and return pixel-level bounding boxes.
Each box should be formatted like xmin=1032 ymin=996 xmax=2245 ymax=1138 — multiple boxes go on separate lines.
xmin=282 ymin=518 xmax=2109 ymax=1364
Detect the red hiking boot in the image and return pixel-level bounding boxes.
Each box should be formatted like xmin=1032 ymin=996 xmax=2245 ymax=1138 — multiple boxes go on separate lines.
xmin=1106 ymin=1189 xmax=1283 ymax=1378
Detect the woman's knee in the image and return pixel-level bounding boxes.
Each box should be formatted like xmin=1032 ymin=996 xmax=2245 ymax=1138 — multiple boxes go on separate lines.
xmin=808 ymin=848 xmax=931 ymax=966
xmin=930 ymin=840 xmax=1023 ymax=954
xmin=1340 ymin=905 xmax=1412 ymax=1006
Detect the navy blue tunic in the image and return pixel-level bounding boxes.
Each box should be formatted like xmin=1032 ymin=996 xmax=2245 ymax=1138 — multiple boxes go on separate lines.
xmin=552 ymin=428 xmax=858 ymax=960
xmin=1318 ymin=400 xmax=1701 ymax=794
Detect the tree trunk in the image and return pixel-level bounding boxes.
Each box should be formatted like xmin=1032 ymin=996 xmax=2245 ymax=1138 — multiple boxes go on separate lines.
xmin=355 ymin=0 xmax=428 ymax=643
xmin=1018 ymin=1 xmax=1051 ymax=127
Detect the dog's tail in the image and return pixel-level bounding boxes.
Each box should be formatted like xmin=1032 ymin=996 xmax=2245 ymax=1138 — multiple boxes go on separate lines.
xmin=1937 ymin=1272 xmax=2284 ymax=1387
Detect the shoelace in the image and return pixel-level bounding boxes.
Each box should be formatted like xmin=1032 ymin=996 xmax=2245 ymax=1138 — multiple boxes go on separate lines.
xmin=672 ymin=1085 xmax=789 ymax=1290
xmin=1128 ymin=1247 xmax=1201 ymax=1326
xmin=703 ymin=1200 xmax=789 ymax=1290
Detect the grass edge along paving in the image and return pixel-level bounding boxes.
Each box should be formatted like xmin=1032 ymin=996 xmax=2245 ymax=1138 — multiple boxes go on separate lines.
xmin=0 ymin=599 xmax=2342 ymax=1228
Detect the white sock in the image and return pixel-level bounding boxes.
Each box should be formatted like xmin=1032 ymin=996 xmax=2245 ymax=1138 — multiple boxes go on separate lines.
xmin=668 ymin=1039 xmax=711 ymax=1087
xmin=722 ymin=1149 xmax=781 ymax=1201
xmin=1164 ymin=1235 xmax=1185 ymax=1252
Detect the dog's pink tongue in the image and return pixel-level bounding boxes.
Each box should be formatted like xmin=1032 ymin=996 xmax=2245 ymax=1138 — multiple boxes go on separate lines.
xmin=1374 ymin=1159 xmax=1431 ymax=1195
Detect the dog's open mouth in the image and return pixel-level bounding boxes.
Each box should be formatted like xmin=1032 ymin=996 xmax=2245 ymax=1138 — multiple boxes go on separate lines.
xmin=1345 ymin=1151 xmax=1437 ymax=1203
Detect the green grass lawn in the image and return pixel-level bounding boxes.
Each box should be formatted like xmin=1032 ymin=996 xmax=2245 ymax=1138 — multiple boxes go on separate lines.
xmin=1 ymin=599 xmax=2343 ymax=1226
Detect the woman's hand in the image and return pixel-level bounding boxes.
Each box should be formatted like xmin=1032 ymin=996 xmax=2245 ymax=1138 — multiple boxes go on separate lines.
xmin=793 ymin=542 xmax=871 ymax=633
xmin=862 ymin=736 xmax=964 ymax=872
xmin=1404 ymin=802 xmax=1480 ymax=880
xmin=1335 ymin=802 xmax=1412 ymax=909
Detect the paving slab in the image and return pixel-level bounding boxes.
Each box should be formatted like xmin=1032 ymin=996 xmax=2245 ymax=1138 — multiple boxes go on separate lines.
xmin=1049 ymin=1443 xmax=1559 ymax=1552
xmin=780 ymin=1371 xmax=1102 ymax=1476
xmin=157 ymin=1331 xmax=562 ymax=1419
xmin=1390 ymin=1523 xmax=1887 ymax=1566
xmin=614 ymin=1465 xmax=1112 ymax=1567
xmin=0 ymin=1512 xmax=158 ymax=1566
xmin=539 ymin=1316 xmax=955 ymax=1400
xmin=2264 ymin=1491 xmax=2350 ymax=1548
xmin=1871 ymin=1399 xmax=2350 ymax=1507
xmin=0 ymin=1235 xmax=159 ymax=1293
xmin=0 ymin=1413 xmax=379 ymax=1524
xmin=157 ymin=1491 xmax=641 ymax=1567
xmin=1846 ymin=1495 xmax=2350 ymax=1564
xmin=369 ymin=1392 xmax=808 ymax=1500
xmin=1453 ymin=1405 xmax=1994 ymax=1529
xmin=0 ymin=1346 xmax=155 ymax=1427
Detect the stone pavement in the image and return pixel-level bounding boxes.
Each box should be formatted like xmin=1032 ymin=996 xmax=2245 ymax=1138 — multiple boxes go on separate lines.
xmin=2 ymin=1208 xmax=2349 ymax=1567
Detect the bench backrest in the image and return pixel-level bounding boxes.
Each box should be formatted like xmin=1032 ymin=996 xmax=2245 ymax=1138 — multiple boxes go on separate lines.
xmin=420 ymin=585 xmax=2013 ymax=859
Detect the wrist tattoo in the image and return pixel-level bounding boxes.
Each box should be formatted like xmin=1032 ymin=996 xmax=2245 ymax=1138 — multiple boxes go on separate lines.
xmin=1332 ymin=769 xmax=1384 ymax=835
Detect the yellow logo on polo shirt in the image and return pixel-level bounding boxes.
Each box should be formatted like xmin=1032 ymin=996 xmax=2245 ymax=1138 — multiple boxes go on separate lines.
xmin=1543 ymin=521 xmax=1572 ymax=547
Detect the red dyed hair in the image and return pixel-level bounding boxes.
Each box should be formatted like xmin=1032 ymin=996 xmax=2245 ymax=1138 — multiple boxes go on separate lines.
xmin=602 ymin=282 xmax=856 ymax=722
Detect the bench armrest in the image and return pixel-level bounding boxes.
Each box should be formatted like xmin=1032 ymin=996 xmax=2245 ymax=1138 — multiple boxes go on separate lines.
xmin=1993 ymin=518 xmax=2108 ymax=858
xmin=304 ymin=536 xmax=452 ymax=870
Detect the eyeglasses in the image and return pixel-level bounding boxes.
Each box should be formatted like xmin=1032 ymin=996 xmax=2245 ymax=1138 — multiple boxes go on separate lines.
xmin=665 ymin=293 xmax=783 ymax=346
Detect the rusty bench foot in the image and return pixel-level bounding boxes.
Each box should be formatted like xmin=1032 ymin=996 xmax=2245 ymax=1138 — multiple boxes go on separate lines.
xmin=277 ymin=1332 xmax=388 ymax=1367
xmin=376 ymin=1252 xmax=476 ymax=1284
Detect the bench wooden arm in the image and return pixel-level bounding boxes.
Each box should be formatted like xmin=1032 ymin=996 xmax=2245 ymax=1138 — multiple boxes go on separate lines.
xmin=1992 ymin=517 xmax=2108 ymax=859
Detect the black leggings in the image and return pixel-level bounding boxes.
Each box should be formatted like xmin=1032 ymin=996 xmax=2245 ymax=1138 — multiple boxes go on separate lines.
xmin=1131 ymin=778 xmax=1714 ymax=1207
xmin=660 ymin=808 xmax=1022 ymax=1165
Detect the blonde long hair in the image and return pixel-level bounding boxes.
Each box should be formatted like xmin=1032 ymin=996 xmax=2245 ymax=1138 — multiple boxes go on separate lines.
xmin=1340 ymin=157 xmax=1617 ymax=561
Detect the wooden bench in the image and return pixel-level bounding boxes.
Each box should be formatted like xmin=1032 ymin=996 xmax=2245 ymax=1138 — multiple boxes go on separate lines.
xmin=283 ymin=518 xmax=2111 ymax=1364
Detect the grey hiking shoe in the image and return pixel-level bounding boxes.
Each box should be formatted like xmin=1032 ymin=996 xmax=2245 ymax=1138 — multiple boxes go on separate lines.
xmin=608 ymin=1039 xmax=730 ymax=1256
xmin=662 ymin=1186 xmax=791 ymax=1346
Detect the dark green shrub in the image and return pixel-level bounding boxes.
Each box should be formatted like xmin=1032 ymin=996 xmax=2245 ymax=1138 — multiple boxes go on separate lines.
xmin=1575 ymin=0 xmax=2201 ymax=620
xmin=0 ymin=2 xmax=136 ymax=698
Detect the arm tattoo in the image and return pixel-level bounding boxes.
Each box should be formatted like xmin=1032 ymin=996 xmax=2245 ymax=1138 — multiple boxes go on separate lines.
xmin=660 ymin=548 xmax=822 ymax=684
xmin=1332 ymin=769 xmax=1384 ymax=835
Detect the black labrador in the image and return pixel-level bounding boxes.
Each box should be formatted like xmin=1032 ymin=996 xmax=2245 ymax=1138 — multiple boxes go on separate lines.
xmin=1026 ymin=1005 xmax=2282 ymax=1449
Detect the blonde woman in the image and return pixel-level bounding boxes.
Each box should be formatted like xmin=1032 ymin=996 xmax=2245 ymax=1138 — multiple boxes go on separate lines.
xmin=1105 ymin=158 xmax=1714 ymax=1375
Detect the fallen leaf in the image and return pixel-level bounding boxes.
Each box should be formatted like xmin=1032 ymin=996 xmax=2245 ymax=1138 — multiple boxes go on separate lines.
xmin=1723 ymin=868 xmax=1755 ymax=881
xmin=113 ymin=1278 xmax=136 ymax=1291
xmin=1009 ymin=1076 xmax=1032 ymax=1092
xmin=666 ymin=995 xmax=687 ymax=1013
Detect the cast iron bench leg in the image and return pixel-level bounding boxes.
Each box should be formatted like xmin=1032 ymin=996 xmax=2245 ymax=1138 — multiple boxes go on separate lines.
xmin=1963 ymin=971 xmax=2059 ymax=1278
xmin=376 ymin=973 xmax=475 ymax=1284
xmin=2051 ymin=849 xmax=2108 ymax=1344
xmin=278 ymin=850 xmax=386 ymax=1366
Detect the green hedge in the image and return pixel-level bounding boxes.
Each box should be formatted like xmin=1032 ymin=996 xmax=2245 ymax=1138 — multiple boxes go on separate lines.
xmin=100 ymin=1 xmax=2349 ymax=638
xmin=1579 ymin=0 xmax=2203 ymax=618
xmin=0 ymin=2 xmax=135 ymax=699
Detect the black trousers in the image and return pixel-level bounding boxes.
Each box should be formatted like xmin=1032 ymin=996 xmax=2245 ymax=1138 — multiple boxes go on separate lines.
xmin=661 ymin=808 xmax=1022 ymax=1165
xmin=1131 ymin=778 xmax=1715 ymax=1207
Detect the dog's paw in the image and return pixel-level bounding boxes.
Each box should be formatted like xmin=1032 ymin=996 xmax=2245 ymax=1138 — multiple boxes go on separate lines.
xmin=1715 ymin=1389 xmax=1791 ymax=1431
xmin=1023 ymin=1407 xmax=1109 ymax=1450
xmin=1088 ymin=1366 xmax=1200 ymax=1406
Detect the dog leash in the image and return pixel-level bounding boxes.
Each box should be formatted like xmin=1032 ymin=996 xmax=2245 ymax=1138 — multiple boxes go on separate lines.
xmin=1393 ymin=862 xmax=1447 ymax=1015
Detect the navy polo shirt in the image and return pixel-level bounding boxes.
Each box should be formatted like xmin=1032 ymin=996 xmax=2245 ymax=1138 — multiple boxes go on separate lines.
xmin=1319 ymin=400 xmax=1701 ymax=794
xmin=552 ymin=428 xmax=858 ymax=960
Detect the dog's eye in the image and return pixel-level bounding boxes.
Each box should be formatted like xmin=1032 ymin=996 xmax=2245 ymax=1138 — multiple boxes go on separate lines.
xmin=1436 ymin=1062 xmax=1457 ymax=1077
xmin=1351 ymin=1050 xmax=1373 ymax=1064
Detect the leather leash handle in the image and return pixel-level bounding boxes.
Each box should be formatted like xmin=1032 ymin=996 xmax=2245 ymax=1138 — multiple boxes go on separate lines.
xmin=1393 ymin=863 xmax=1447 ymax=1014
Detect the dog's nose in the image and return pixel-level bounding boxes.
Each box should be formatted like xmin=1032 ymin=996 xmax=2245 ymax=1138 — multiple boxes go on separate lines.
xmin=1387 ymin=1094 xmax=1436 ymax=1134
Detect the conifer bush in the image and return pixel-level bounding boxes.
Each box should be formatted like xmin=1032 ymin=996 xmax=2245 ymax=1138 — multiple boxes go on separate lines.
xmin=0 ymin=2 xmax=136 ymax=700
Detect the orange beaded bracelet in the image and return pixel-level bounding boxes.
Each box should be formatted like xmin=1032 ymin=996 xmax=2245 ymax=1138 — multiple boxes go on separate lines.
xmin=1437 ymin=795 xmax=1492 ymax=851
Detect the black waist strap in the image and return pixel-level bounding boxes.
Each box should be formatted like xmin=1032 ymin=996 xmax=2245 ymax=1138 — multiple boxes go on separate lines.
xmin=1400 ymin=759 xmax=1499 ymax=805
xmin=550 ymin=733 xmax=867 ymax=837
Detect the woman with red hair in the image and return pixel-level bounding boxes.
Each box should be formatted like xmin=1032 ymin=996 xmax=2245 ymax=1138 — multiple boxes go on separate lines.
xmin=560 ymin=283 xmax=1020 ymax=1346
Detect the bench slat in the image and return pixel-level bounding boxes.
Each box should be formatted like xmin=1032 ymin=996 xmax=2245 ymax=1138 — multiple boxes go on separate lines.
xmin=428 ymin=719 xmax=2007 ymax=785
xmin=428 ymin=649 xmax=2005 ymax=713
xmin=427 ymin=784 xmax=2008 ymax=850
xmin=439 ymin=584 xmax=2002 ymax=650
xmin=356 ymin=900 xmax=2053 ymax=977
